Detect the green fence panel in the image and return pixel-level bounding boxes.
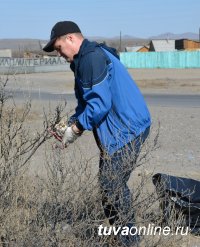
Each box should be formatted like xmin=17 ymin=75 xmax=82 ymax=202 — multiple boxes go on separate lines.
xmin=120 ymin=51 xmax=200 ymax=68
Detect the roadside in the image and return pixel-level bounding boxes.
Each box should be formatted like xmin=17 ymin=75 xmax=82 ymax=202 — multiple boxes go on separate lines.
xmin=129 ymin=68 xmax=200 ymax=94
xmin=3 ymin=69 xmax=199 ymax=180
xmin=3 ymin=68 xmax=200 ymax=95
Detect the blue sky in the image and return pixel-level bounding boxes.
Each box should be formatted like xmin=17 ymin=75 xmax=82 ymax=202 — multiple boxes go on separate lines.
xmin=1 ymin=0 xmax=199 ymax=39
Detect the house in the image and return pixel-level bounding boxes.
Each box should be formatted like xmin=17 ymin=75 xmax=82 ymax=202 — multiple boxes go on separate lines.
xmin=149 ymin=40 xmax=176 ymax=52
xmin=125 ymin=45 xmax=149 ymax=52
xmin=175 ymin=39 xmax=200 ymax=51
xmin=0 ymin=49 xmax=12 ymax=58
xmin=138 ymin=46 xmax=149 ymax=52
xmin=23 ymin=52 xmax=42 ymax=58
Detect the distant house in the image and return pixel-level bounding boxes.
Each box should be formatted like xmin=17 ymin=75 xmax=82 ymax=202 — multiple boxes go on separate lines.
xmin=125 ymin=45 xmax=149 ymax=52
xmin=0 ymin=49 xmax=12 ymax=58
xmin=175 ymin=39 xmax=200 ymax=51
xmin=138 ymin=46 xmax=149 ymax=52
xmin=125 ymin=46 xmax=142 ymax=52
xmin=149 ymin=39 xmax=176 ymax=52
xmin=23 ymin=51 xmax=42 ymax=58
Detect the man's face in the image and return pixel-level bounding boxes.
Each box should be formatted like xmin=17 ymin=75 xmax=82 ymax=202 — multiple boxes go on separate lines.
xmin=54 ymin=35 xmax=74 ymax=62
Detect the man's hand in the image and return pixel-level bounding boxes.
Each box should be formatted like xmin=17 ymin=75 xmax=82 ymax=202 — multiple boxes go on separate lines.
xmin=62 ymin=126 xmax=80 ymax=145
xmin=53 ymin=121 xmax=82 ymax=147
xmin=54 ymin=121 xmax=68 ymax=138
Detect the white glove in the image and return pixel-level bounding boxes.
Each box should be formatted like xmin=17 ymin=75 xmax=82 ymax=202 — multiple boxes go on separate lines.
xmin=62 ymin=126 xmax=80 ymax=145
xmin=53 ymin=119 xmax=82 ymax=147
xmin=54 ymin=122 xmax=67 ymax=137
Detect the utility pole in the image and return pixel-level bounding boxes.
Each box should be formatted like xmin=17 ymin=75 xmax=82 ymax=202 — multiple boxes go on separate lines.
xmin=199 ymin=27 xmax=200 ymax=42
xmin=119 ymin=31 xmax=122 ymax=52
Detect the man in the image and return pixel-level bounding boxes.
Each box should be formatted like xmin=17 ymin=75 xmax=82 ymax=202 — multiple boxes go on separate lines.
xmin=43 ymin=21 xmax=151 ymax=246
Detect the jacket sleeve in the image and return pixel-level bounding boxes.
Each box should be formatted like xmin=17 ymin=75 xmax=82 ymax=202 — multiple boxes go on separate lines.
xmin=77 ymin=50 xmax=112 ymax=131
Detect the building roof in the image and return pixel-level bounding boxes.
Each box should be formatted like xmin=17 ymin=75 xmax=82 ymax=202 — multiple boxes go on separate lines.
xmin=150 ymin=39 xmax=176 ymax=51
xmin=125 ymin=46 xmax=144 ymax=52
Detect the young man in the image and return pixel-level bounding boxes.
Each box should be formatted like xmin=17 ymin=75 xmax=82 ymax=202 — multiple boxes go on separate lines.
xmin=43 ymin=21 xmax=151 ymax=246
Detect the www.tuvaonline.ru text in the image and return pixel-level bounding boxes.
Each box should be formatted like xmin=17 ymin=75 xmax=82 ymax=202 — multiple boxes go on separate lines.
xmin=98 ymin=224 xmax=189 ymax=236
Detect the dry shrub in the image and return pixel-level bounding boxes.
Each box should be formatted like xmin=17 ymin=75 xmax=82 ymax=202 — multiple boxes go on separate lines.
xmin=0 ymin=74 xmax=197 ymax=247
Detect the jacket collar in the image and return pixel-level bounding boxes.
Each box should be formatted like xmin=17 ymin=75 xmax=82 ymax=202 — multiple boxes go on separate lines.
xmin=71 ymin=39 xmax=98 ymax=72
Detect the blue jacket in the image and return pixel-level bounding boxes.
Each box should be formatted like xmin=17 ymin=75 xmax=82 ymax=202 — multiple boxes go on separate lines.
xmin=69 ymin=39 xmax=151 ymax=155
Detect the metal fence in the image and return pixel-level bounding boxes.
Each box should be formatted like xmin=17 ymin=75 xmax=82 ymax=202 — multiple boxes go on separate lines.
xmin=120 ymin=51 xmax=200 ymax=68
xmin=1 ymin=52 xmax=200 ymax=74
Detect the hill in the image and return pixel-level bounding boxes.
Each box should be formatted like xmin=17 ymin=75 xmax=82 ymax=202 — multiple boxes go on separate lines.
xmin=0 ymin=32 xmax=199 ymax=54
xmin=150 ymin=32 xmax=199 ymax=40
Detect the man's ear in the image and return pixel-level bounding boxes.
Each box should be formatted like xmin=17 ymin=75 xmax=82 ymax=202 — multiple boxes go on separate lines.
xmin=66 ymin=34 xmax=74 ymax=43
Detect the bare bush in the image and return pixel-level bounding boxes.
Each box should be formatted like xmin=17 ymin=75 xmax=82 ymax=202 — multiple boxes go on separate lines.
xmin=0 ymin=75 xmax=197 ymax=247
xmin=0 ymin=74 xmax=66 ymax=246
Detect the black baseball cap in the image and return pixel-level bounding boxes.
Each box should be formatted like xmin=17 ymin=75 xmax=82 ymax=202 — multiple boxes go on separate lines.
xmin=43 ymin=21 xmax=81 ymax=52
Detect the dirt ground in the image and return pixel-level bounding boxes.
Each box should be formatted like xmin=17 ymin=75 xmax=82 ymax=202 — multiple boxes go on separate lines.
xmin=4 ymin=69 xmax=199 ymax=178
xmin=5 ymin=68 xmax=200 ymax=94
xmin=4 ymin=69 xmax=200 ymax=246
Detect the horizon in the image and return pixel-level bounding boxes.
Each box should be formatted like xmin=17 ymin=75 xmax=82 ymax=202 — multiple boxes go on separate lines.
xmin=0 ymin=31 xmax=199 ymax=41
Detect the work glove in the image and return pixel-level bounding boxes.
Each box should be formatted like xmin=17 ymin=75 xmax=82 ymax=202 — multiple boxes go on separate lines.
xmin=54 ymin=121 xmax=68 ymax=139
xmin=62 ymin=126 xmax=80 ymax=145
xmin=53 ymin=121 xmax=81 ymax=147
